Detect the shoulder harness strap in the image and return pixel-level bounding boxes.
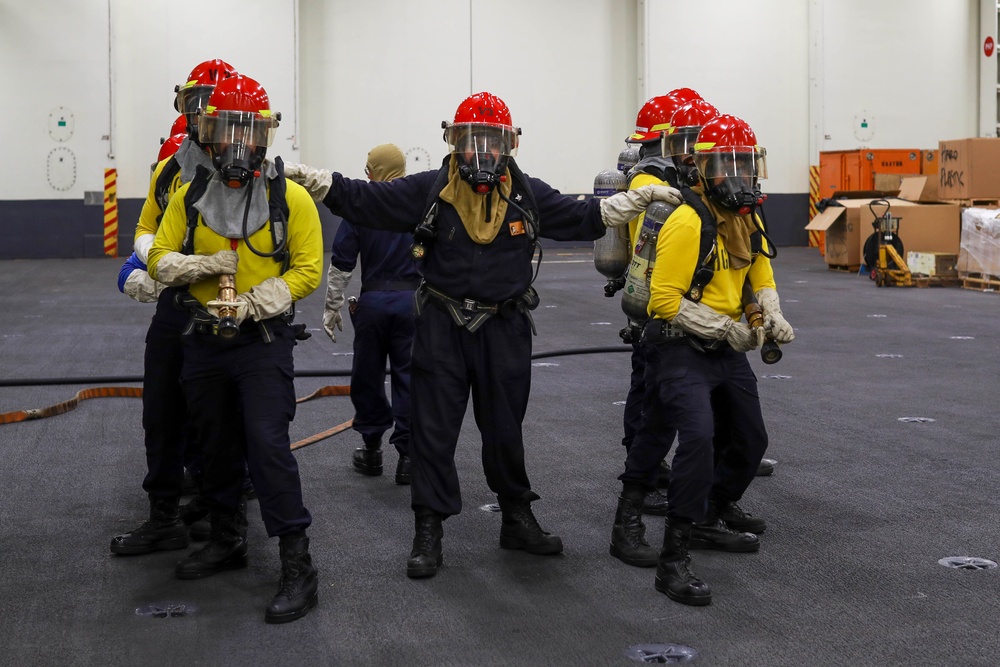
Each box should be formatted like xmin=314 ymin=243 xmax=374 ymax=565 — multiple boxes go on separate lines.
xmin=154 ymin=156 xmax=182 ymax=214
xmin=268 ymin=156 xmax=291 ymax=272
xmin=683 ymin=186 xmax=719 ymax=303
xmin=180 ymin=165 xmax=213 ymax=256
xmin=413 ymin=157 xmax=452 ymax=246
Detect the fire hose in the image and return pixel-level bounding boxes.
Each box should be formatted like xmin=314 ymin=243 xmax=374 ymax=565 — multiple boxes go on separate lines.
xmin=0 ymin=346 xmax=632 ymax=448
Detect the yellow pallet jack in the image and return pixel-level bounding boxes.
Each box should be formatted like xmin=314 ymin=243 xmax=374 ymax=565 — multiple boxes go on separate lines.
xmin=863 ymin=199 xmax=912 ymax=287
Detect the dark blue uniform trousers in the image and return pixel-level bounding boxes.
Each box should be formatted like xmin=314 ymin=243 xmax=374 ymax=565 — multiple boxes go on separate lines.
xmin=181 ymin=320 xmax=311 ymax=537
xmin=628 ymin=340 xmax=768 ymax=524
xmin=409 ymin=305 xmax=534 ymax=517
xmin=348 ymin=290 xmax=414 ymax=456
xmin=621 ymin=341 xmax=645 ymax=453
xmin=141 ymin=287 xmax=201 ymax=499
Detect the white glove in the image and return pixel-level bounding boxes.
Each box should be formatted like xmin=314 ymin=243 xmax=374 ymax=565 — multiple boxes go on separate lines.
xmin=755 ymin=287 xmax=795 ymax=344
xmin=123 ymin=269 xmax=165 ymax=304
xmin=324 ymin=265 xmax=352 ymax=342
xmin=671 ymin=298 xmax=758 ymax=352
xmin=599 ymin=184 xmax=683 ymax=228
xmin=285 ymin=162 xmax=333 ymax=203
xmin=154 ymin=250 xmax=239 ymax=286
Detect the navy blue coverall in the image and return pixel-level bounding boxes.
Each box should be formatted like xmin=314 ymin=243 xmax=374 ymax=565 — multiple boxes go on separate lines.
xmin=330 ymin=220 xmax=419 ymax=456
xmin=321 ymin=164 xmax=606 ymax=516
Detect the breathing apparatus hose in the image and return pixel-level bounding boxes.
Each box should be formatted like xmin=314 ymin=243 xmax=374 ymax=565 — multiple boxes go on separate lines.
xmin=498 ymin=187 xmax=544 ymax=284
xmin=240 ymin=176 xmax=286 ymax=259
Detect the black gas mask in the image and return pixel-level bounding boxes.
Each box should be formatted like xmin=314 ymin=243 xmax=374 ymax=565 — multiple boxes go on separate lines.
xmin=706 ymin=176 xmax=763 ymax=215
xmin=456 ymin=133 xmax=509 ymax=194
xmin=696 ymin=150 xmax=764 ymax=215
xmin=211 ymin=140 xmax=265 ymax=189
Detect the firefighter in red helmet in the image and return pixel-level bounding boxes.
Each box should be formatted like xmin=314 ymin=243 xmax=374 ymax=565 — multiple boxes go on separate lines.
xmin=631 ymin=114 xmax=793 ymax=606
xmin=148 ymin=74 xmax=324 ymax=624
xmin=285 ymin=91 xmax=681 ymax=580
xmin=612 ymin=88 xmax=702 ymax=529
xmin=112 ymin=59 xmax=238 ymax=560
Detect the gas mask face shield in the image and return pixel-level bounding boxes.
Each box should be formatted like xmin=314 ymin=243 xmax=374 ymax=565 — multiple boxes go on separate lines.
xmin=695 ymin=147 xmax=767 ymax=215
xmin=443 ymin=123 xmax=519 ymax=194
xmin=198 ymin=110 xmax=277 ymax=188
xmin=664 ymin=127 xmax=702 ymax=186
xmin=174 ymin=84 xmax=215 ymax=142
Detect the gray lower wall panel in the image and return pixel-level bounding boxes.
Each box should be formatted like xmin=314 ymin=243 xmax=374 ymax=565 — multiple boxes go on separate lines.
xmin=0 ymin=193 xmax=810 ymax=259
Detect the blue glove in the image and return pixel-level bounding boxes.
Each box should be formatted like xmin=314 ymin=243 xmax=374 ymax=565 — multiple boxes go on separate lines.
xmin=117 ymin=252 xmax=147 ymax=293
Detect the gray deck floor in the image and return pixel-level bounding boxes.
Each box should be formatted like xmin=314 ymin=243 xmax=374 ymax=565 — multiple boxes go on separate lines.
xmin=1 ymin=246 xmax=998 ymax=666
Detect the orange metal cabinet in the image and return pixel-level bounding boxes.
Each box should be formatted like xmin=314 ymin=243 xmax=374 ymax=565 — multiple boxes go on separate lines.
xmin=819 ymin=149 xmax=922 ymax=197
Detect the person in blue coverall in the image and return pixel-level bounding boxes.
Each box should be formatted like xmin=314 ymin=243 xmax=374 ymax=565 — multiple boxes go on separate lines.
xmin=324 ymin=143 xmax=418 ymax=484
xmin=285 ymin=91 xmax=681 ymax=579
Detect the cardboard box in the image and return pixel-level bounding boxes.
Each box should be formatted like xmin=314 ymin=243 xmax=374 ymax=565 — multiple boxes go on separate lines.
xmin=858 ymin=199 xmax=960 ymax=259
xmin=957 ymin=207 xmax=1000 ymax=276
xmin=805 ymin=198 xmax=877 ymax=267
xmin=805 ymin=197 xmax=961 ymax=269
xmin=897 ymin=175 xmax=939 ymax=203
xmin=906 ymin=251 xmax=957 ymax=277
xmin=938 ymin=138 xmax=1000 ymax=199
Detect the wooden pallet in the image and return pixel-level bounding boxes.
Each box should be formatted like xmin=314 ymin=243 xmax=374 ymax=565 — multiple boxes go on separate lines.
xmin=828 ymin=264 xmax=861 ymax=273
xmin=911 ymin=274 xmax=961 ymax=288
xmin=960 ymin=273 xmax=1000 ymax=292
xmin=940 ymin=198 xmax=1000 ymax=208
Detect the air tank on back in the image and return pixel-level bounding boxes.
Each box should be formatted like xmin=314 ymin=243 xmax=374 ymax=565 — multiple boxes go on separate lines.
xmin=621 ymin=199 xmax=677 ymax=323
xmin=593 ymin=166 xmax=631 ymax=296
xmin=617 ymin=144 xmax=639 ymax=174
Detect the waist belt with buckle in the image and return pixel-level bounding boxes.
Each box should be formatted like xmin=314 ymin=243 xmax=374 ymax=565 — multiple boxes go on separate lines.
xmin=643 ymin=318 xmax=728 ymax=353
xmin=417 ymin=283 xmax=539 ymax=335
xmin=641 ymin=319 xmax=687 ymax=344
xmin=422 ymin=285 xmax=498 ymax=333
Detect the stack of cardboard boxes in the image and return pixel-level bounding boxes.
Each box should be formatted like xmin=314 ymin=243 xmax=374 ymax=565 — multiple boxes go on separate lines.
xmin=807 ymin=139 xmax=1000 ymax=282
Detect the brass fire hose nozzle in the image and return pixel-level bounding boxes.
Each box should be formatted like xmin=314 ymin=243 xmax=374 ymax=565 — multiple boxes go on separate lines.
xmin=216 ymin=274 xmax=240 ymax=339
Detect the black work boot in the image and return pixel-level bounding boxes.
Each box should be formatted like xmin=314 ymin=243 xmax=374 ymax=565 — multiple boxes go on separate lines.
xmin=110 ymin=497 xmax=189 ymax=555
xmin=406 ymin=508 xmax=444 ymax=579
xmin=498 ymin=496 xmax=563 ymax=555
xmin=175 ymin=504 xmax=249 ymax=580
xmin=352 ymin=438 xmax=383 ymax=476
xmin=395 ymin=455 xmax=411 ymax=485
xmin=610 ymin=486 xmax=658 ymax=567
xmin=642 ymin=489 xmax=669 ymax=516
xmin=655 ymin=520 xmax=711 ymax=606
xmin=179 ymin=495 xmax=211 ymax=541
xmin=689 ymin=510 xmax=760 ymax=552
xmin=714 ymin=499 xmax=767 ymax=535
xmin=265 ymin=532 xmax=319 ymax=624
xmin=656 ymin=460 xmax=672 ymax=490
xmin=756 ymin=458 xmax=776 ymax=477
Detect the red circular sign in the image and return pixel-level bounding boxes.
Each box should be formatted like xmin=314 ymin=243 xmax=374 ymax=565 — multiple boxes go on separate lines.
xmin=985 ymin=36 xmax=995 ymax=58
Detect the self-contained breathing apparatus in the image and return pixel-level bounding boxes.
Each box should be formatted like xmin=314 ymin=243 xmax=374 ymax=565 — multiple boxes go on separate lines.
xmin=173 ymin=160 xmax=306 ymax=343
xmin=632 ymin=186 xmax=782 ymax=363
xmin=409 ymin=156 xmax=542 ymax=334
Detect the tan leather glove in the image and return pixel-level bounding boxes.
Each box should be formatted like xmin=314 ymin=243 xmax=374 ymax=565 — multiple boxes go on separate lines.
xmin=206 ymin=298 xmax=249 ymax=326
xmin=155 ymin=250 xmax=239 ymax=286
xmin=323 ymin=265 xmax=352 ymax=342
xmin=671 ymin=299 xmax=758 ymax=352
xmin=599 ymin=184 xmax=682 ymax=228
xmin=240 ymin=277 xmax=293 ymax=322
xmin=755 ymin=287 xmax=795 ymax=343
xmin=284 ymin=162 xmax=333 ymax=203
xmin=123 ymin=269 xmax=165 ymax=304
